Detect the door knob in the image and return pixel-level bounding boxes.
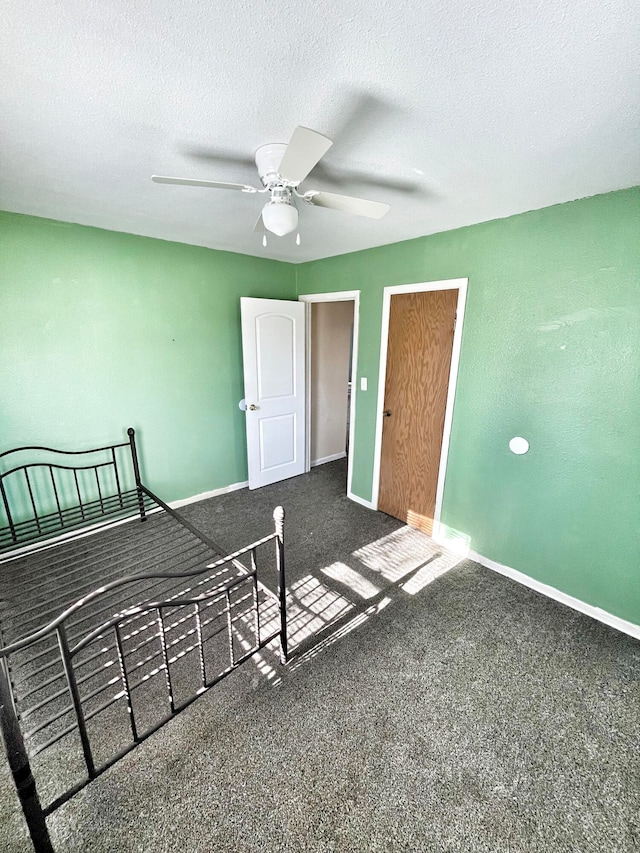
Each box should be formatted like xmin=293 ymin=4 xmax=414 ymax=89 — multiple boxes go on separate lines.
xmin=383 ymin=410 xmax=392 ymax=417
xmin=248 ymin=403 xmax=259 ymax=411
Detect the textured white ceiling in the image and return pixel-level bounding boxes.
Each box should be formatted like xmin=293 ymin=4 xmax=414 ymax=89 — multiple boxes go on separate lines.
xmin=1 ymin=0 xmax=639 ymax=262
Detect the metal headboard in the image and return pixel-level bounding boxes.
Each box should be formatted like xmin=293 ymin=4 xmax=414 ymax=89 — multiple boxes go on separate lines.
xmin=0 ymin=428 xmax=146 ymax=553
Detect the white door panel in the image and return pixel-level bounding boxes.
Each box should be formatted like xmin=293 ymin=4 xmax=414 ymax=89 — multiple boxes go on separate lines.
xmin=241 ymin=297 xmax=306 ymax=489
xmin=256 ymin=316 xmax=296 ymax=398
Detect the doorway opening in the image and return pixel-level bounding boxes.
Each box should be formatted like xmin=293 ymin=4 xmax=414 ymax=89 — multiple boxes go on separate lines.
xmin=298 ymin=291 xmax=360 ymax=501
xmin=372 ymin=279 xmax=467 ymax=535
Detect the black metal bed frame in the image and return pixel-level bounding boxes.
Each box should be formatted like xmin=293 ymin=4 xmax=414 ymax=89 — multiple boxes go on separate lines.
xmin=0 ymin=429 xmax=288 ymax=853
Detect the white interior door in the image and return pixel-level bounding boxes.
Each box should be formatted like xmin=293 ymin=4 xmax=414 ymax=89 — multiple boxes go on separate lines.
xmin=240 ymin=297 xmax=306 ymax=489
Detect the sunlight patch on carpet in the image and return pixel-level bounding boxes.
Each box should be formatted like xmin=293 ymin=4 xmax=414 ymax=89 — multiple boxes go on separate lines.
xmin=353 ymin=526 xmax=444 ymax=582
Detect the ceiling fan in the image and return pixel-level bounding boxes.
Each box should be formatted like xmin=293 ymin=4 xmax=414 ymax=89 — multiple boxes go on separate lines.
xmin=152 ymin=126 xmax=390 ymax=242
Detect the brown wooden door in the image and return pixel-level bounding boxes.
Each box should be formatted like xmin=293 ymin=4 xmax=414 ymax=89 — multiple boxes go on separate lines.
xmin=378 ymin=289 xmax=458 ymax=534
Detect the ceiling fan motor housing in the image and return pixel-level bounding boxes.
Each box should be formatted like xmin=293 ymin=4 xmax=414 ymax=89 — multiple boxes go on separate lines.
xmin=255 ymin=143 xmax=290 ymax=186
xmin=256 ymin=143 xmax=299 ymax=236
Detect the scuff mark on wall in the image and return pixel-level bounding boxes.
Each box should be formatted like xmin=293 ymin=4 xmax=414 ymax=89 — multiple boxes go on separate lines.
xmin=538 ymin=306 xmax=632 ymax=332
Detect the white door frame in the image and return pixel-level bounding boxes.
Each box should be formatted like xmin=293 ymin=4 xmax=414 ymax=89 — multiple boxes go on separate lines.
xmin=371 ymin=278 xmax=468 ymax=528
xmin=298 ymin=291 xmax=360 ymax=502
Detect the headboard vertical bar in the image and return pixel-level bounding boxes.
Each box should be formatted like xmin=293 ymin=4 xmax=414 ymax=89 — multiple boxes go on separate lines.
xmin=24 ymin=469 xmax=42 ymax=535
xmin=0 ymin=478 xmax=17 ymax=544
xmin=111 ymin=447 xmax=124 ymax=509
xmin=49 ymin=466 xmax=63 ymax=525
xmin=73 ymin=470 xmax=85 ymax=520
xmin=93 ymin=467 xmax=104 ymax=514
xmin=127 ymin=428 xmax=146 ymax=522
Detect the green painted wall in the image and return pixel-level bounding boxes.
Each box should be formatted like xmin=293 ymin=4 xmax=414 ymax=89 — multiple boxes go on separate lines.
xmin=0 ymin=212 xmax=295 ymax=501
xmin=296 ymin=187 xmax=640 ymax=624
xmin=2 ymin=189 xmax=639 ymax=624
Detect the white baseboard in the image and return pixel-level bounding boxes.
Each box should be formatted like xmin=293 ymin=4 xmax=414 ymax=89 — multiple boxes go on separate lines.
xmin=347 ymin=491 xmax=375 ymax=510
xmin=180 ymin=476 xmax=375 ymax=518
xmin=170 ymin=480 xmax=248 ymax=509
xmin=311 ymin=452 xmax=347 ymax=467
xmin=11 ymin=473 xmax=635 ymax=642
xmin=466 ymin=547 xmax=640 ymax=641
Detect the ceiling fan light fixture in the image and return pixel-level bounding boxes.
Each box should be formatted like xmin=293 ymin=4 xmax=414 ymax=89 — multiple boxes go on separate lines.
xmin=261 ymin=200 xmax=298 ymax=236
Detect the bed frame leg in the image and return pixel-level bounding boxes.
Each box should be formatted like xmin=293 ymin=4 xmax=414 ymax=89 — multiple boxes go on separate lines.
xmin=127 ymin=428 xmax=146 ymax=522
xmin=0 ymin=660 xmax=55 ymax=853
xmin=273 ymin=506 xmax=288 ymax=665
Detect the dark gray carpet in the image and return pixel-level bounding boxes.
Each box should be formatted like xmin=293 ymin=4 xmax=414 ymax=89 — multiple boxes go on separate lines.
xmin=1 ymin=462 xmax=638 ymax=852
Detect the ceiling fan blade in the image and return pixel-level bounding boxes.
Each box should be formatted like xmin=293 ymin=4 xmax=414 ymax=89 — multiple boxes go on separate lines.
xmin=277 ymin=127 xmax=333 ymax=184
xmin=304 ymin=191 xmax=390 ymax=219
xmin=151 ymin=175 xmax=257 ymax=193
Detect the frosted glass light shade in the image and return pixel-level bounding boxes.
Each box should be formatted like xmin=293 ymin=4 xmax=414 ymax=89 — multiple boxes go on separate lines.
xmin=262 ymin=201 xmax=298 ymax=236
